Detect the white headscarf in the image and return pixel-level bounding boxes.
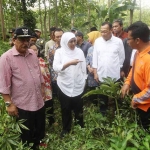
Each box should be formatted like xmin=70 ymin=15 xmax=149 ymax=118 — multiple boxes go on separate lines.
xmin=60 ymin=32 xmax=79 ymax=58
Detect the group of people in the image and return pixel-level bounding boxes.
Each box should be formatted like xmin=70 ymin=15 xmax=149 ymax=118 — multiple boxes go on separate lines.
xmin=0 ymin=19 xmax=150 ymax=150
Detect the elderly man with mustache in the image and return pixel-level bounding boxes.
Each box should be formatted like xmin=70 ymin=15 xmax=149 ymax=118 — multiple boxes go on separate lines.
xmin=0 ymin=27 xmax=45 ymax=150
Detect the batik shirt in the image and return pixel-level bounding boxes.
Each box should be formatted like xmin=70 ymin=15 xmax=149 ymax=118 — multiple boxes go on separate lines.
xmin=39 ymin=57 xmax=52 ymax=101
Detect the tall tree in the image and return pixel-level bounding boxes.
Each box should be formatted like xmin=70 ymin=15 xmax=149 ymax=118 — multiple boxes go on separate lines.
xmin=0 ymin=0 xmax=6 ymax=41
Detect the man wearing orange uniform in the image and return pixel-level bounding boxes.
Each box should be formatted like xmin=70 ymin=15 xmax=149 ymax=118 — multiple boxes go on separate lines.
xmin=121 ymin=21 xmax=150 ymax=131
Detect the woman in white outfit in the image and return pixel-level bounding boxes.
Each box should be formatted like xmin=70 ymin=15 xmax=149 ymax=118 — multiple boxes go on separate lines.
xmin=53 ymin=32 xmax=87 ymax=137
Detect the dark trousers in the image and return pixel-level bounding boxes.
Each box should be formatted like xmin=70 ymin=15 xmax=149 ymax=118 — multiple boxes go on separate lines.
xmin=17 ymin=106 xmax=45 ymax=149
xmin=45 ymin=100 xmax=55 ymax=126
xmin=88 ymin=87 xmax=99 ymax=105
xmin=99 ymin=94 xmax=109 ymax=115
xmin=137 ymin=108 xmax=150 ymax=131
xmin=52 ymin=81 xmax=58 ymax=98
xmin=58 ymin=88 xmax=84 ymax=132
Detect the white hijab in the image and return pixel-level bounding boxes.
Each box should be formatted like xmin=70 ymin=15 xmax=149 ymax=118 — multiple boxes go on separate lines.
xmin=60 ymin=32 xmax=80 ymax=58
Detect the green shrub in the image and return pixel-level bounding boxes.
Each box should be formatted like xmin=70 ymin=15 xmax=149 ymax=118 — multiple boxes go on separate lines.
xmin=0 ymin=41 xmax=10 ymax=56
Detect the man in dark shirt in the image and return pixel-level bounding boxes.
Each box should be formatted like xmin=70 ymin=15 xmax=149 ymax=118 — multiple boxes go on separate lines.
xmin=75 ymin=31 xmax=92 ymax=57
xmin=112 ymin=19 xmax=128 ymax=40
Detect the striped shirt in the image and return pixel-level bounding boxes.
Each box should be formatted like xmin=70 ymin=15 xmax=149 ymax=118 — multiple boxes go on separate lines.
xmin=0 ymin=46 xmax=44 ymax=111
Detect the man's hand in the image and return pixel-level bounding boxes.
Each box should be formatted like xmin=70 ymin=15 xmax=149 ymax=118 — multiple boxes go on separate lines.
xmin=131 ymin=100 xmax=138 ymax=109
xmin=121 ymin=84 xmax=130 ymax=98
xmin=6 ymin=103 xmax=18 ymax=117
xmin=94 ymin=73 xmax=99 ymax=83
xmin=120 ymin=71 xmax=125 ymax=78
xmin=87 ymin=65 xmax=94 ymax=74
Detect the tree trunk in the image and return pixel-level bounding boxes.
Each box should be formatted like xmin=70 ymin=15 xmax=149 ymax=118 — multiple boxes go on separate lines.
xmin=0 ymin=0 xmax=6 ymax=41
xmin=48 ymin=0 xmax=51 ymax=32
xmin=43 ymin=0 xmax=47 ymax=39
xmin=54 ymin=0 xmax=58 ymax=26
xmin=39 ymin=0 xmax=43 ymax=33
xmin=21 ymin=0 xmax=27 ymax=26
xmin=71 ymin=0 xmax=74 ymax=28
xmin=87 ymin=3 xmax=91 ymax=30
xmin=129 ymin=0 xmax=136 ymax=25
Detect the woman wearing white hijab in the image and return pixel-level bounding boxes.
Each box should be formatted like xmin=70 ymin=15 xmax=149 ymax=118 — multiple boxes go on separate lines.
xmin=53 ymin=32 xmax=87 ymax=137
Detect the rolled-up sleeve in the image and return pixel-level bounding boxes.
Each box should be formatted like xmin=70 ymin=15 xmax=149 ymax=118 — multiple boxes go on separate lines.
xmin=119 ymin=40 xmax=125 ymax=68
xmin=53 ymin=50 xmax=63 ymax=72
xmin=92 ymin=42 xmax=98 ymax=69
xmin=0 ymin=55 xmax=12 ymax=94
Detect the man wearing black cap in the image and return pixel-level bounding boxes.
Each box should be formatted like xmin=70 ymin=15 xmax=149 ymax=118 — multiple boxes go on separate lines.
xmin=0 ymin=27 xmax=45 ymax=150
xmin=75 ymin=31 xmax=92 ymax=57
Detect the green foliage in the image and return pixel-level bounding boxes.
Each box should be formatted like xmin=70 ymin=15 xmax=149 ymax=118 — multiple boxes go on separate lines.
xmin=1 ymin=76 xmax=150 ymax=149
xmin=0 ymin=41 xmax=10 ymax=56
xmin=0 ymin=95 xmax=31 ymax=150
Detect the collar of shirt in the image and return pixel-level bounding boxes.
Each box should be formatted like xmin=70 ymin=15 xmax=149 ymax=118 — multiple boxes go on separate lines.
xmin=12 ymin=46 xmax=33 ymax=57
xmin=102 ymin=34 xmax=113 ymax=42
xmin=138 ymin=45 xmax=150 ymax=58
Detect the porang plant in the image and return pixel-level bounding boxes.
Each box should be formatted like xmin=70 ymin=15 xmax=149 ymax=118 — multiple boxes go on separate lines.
xmin=1 ymin=77 xmax=150 ymax=150
xmin=0 ymin=95 xmax=31 ymax=150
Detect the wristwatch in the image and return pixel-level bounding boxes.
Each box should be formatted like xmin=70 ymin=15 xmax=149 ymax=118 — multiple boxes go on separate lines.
xmin=5 ymin=101 xmax=12 ymax=107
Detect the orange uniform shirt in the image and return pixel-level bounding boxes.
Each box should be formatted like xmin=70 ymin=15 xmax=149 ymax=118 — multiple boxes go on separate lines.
xmin=125 ymin=46 xmax=150 ymax=111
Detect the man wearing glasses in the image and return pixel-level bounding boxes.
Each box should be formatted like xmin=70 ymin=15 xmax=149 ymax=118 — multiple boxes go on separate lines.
xmin=121 ymin=21 xmax=150 ymax=131
xmin=0 ymin=27 xmax=45 ymax=150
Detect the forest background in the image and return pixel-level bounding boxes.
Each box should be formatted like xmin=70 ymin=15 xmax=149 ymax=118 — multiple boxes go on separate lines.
xmin=0 ymin=0 xmax=150 ymax=41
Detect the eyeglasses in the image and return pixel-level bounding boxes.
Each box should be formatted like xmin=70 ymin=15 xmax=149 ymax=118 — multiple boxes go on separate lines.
xmin=127 ymin=38 xmax=134 ymax=41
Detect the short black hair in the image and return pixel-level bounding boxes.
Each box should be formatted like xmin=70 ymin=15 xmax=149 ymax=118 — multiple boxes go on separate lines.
xmin=53 ymin=28 xmax=64 ymax=36
xmin=113 ymin=19 xmax=123 ymax=26
xmin=50 ymin=27 xmax=56 ymax=32
xmin=128 ymin=21 xmax=149 ymax=43
xmin=101 ymin=22 xmax=112 ymax=29
xmin=90 ymin=27 xmax=97 ymax=32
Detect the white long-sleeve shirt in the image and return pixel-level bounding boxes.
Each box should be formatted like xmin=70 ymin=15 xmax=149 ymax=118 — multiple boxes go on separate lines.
xmin=53 ymin=48 xmax=87 ymax=97
xmin=92 ymin=35 xmax=125 ymax=82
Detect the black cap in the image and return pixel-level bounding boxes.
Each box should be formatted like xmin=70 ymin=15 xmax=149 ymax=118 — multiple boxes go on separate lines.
xmin=9 ymin=28 xmax=15 ymax=33
xmin=31 ymin=32 xmax=38 ymax=38
xmin=75 ymin=31 xmax=83 ymax=37
xmin=13 ymin=27 xmax=32 ymax=38
xmin=71 ymin=27 xmax=77 ymax=32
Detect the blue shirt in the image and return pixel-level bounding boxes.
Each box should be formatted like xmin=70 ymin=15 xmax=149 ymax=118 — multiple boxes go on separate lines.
xmin=86 ymin=46 xmax=99 ymax=87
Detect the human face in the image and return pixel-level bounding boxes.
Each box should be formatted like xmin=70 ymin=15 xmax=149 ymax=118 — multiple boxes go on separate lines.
xmin=112 ymin=22 xmax=123 ymax=34
xmin=127 ymin=31 xmax=139 ymax=49
xmin=54 ymin=31 xmax=63 ymax=44
xmin=30 ymin=45 xmax=38 ymax=56
xmin=30 ymin=37 xmax=37 ymax=44
xmin=13 ymin=37 xmax=30 ymax=55
xmin=75 ymin=36 xmax=82 ymax=44
xmin=68 ymin=38 xmax=77 ymax=50
xmin=100 ymin=24 xmax=112 ymax=41
xmin=35 ymin=31 xmax=41 ymax=38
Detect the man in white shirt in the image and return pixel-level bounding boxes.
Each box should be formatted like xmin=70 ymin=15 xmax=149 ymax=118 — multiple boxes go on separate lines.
xmin=93 ymin=22 xmax=125 ymax=115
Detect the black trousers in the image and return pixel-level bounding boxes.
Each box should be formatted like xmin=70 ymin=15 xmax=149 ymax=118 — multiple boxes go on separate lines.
xmin=137 ymin=108 xmax=150 ymax=131
xmin=58 ymin=88 xmax=84 ymax=132
xmin=45 ymin=100 xmax=55 ymax=126
xmin=17 ymin=106 xmax=45 ymax=148
xmin=52 ymin=81 xmax=58 ymax=98
xmin=88 ymin=87 xmax=99 ymax=106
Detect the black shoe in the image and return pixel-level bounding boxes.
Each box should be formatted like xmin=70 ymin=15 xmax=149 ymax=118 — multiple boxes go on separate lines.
xmin=60 ymin=130 xmax=68 ymax=138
